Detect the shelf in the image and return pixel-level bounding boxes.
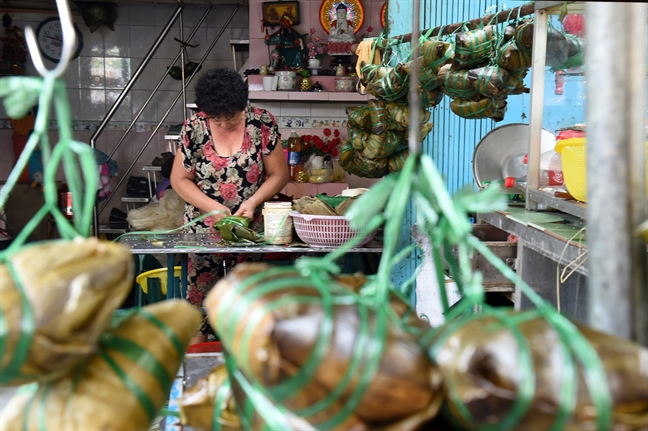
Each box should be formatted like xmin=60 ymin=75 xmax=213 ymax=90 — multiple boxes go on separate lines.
xmin=478 ymin=209 xmax=588 ymax=276
xmin=527 ymin=189 xmax=587 ymax=219
xmin=164 ymin=134 xmax=180 ymax=140
xmin=248 ymin=91 xmax=371 ymax=102
xmin=229 ymin=39 xmax=249 ymax=46
xmin=186 ymin=103 xmax=197 ymax=109
xmin=142 ymin=166 xmax=162 ymax=171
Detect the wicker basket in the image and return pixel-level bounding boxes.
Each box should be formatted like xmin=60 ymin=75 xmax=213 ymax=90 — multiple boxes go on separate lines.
xmin=290 ymin=211 xmax=377 ymax=247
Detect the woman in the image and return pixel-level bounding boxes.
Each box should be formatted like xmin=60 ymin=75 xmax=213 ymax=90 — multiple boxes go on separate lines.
xmin=170 ymin=68 xmax=289 ymax=344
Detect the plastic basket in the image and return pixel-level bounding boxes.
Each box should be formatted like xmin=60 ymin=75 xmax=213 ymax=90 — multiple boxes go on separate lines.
xmin=290 ymin=211 xmax=377 ymax=247
xmin=555 ymin=138 xmax=648 ymax=202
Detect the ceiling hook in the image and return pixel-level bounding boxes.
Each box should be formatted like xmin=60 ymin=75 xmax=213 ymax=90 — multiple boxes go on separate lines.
xmin=24 ymin=0 xmax=76 ymax=79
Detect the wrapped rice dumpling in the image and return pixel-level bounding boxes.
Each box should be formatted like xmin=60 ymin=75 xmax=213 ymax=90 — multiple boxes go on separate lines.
xmin=339 ymin=143 xmax=357 ymax=170
xmin=515 ymin=20 xmax=534 ymax=50
xmin=179 ymin=364 xmax=243 ymax=431
xmin=347 ymin=148 xmax=390 ymax=178
xmin=450 ymin=97 xmax=507 ymax=121
xmin=471 ymin=66 xmax=514 ymax=99
xmin=497 ymin=39 xmax=532 ymax=72
xmin=424 ymin=313 xmax=648 ymax=431
xmin=0 ymin=238 xmax=134 ymax=386
xmin=388 ymin=149 xmax=409 ymax=173
xmin=438 ymin=65 xmax=480 ymax=101
xmin=363 ymin=130 xmax=403 ymax=160
xmin=402 ymin=57 xmax=440 ymax=92
xmin=361 ymin=62 xmax=409 ymax=102
xmin=205 ymin=263 xmax=443 ymax=430
xmin=348 ymin=126 xmax=368 ymax=151
xmin=347 ymin=106 xmax=372 ymax=131
xmin=387 ymin=102 xmax=432 ymax=130
xmin=421 ymin=39 xmax=455 ymax=72
xmin=505 ymin=73 xmax=529 ymax=95
xmin=368 ymin=99 xmax=388 ymax=135
xmin=1 ymin=300 xmax=202 ymax=431
xmin=415 ymin=88 xmax=444 ymax=109
xmin=452 ymin=25 xmax=496 ymax=70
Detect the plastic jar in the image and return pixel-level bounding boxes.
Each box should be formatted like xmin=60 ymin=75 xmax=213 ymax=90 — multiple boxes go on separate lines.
xmin=263 ymin=202 xmax=293 ymax=244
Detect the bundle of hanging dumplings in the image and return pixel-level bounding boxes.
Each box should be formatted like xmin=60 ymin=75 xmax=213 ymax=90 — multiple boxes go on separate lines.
xmin=0 ymin=237 xmax=202 ymax=431
xmin=185 ymin=261 xmax=648 ymax=431
xmin=0 ymin=238 xmax=134 ymax=386
xmin=342 ymin=100 xmax=433 ymax=177
xmin=353 ymin=21 xmax=540 ymax=126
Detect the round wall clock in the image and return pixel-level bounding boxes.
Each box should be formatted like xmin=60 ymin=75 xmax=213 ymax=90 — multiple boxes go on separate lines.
xmin=35 ymin=17 xmax=84 ymax=63
xmin=319 ymin=0 xmax=365 ymax=34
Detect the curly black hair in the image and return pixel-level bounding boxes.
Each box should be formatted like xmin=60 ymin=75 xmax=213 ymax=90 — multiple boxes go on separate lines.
xmin=194 ymin=68 xmax=248 ymax=119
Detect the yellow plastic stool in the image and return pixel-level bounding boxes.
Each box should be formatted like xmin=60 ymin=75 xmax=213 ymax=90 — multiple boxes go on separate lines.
xmin=136 ymin=266 xmax=181 ymax=295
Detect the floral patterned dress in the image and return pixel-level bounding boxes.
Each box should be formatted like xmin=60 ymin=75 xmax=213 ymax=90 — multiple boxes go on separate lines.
xmin=178 ymin=106 xmax=279 ymax=336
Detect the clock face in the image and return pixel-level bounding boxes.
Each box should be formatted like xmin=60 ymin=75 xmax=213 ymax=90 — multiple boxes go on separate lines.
xmin=36 ymin=18 xmax=83 ymax=63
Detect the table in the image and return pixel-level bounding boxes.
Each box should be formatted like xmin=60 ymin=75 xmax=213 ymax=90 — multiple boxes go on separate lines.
xmin=477 ymin=207 xmax=589 ymax=321
xmin=119 ymin=233 xmax=383 ymax=303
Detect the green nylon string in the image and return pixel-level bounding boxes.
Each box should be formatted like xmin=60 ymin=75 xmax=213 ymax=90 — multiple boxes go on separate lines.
xmin=0 ymin=261 xmax=35 ymax=384
xmin=36 ymin=384 xmax=52 ymax=431
xmin=138 ymin=310 xmax=185 ymax=359
xmin=0 ymin=75 xmax=98 ymax=263
xmin=100 ymin=336 xmax=173 ymax=395
xmin=98 ymin=350 xmax=158 ymax=422
xmin=212 ymin=377 xmax=231 ymax=431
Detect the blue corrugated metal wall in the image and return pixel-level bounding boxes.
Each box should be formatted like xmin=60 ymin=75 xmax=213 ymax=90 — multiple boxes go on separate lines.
xmin=387 ymin=0 xmax=530 ymax=291
xmin=421 ymin=0 xmax=501 ymax=195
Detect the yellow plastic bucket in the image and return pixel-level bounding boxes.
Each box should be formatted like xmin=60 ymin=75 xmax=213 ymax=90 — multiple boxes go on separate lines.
xmin=136 ymin=266 xmax=181 ymax=295
xmin=555 ymin=138 xmax=648 ymax=203
xmin=554 ymin=138 xmax=588 ymax=202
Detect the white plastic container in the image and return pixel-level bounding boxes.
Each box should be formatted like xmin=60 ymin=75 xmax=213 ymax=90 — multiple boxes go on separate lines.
xmin=539 ymin=150 xmax=564 ymax=186
xmin=263 ymin=202 xmax=293 ymax=244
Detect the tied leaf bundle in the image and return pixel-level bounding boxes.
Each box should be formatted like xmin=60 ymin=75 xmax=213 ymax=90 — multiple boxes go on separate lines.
xmin=214 ymin=216 xmax=263 ymax=244
xmin=343 ymin=101 xmax=432 ymax=177
xmin=1 ymin=300 xmax=202 ymax=430
xmin=423 ymin=313 xmax=648 ymax=431
xmin=452 ymin=25 xmax=496 ymax=70
xmin=204 ymin=263 xmax=444 ymax=431
xmin=0 ymin=238 xmax=134 ymax=386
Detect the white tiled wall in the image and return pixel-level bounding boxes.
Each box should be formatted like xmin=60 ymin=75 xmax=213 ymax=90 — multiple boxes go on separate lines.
xmin=0 ymin=3 xmax=249 ymax=222
xmin=0 ymin=4 xmax=247 ymax=125
xmin=252 ymin=100 xmax=355 ymax=141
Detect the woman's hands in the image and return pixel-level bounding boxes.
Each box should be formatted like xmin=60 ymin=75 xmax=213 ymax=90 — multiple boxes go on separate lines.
xmin=234 ymin=200 xmax=257 ymax=219
xmin=205 ymin=202 xmax=231 ymax=225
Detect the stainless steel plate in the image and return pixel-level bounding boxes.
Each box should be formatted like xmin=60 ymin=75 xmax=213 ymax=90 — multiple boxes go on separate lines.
xmin=472 ymin=123 xmax=556 ymax=188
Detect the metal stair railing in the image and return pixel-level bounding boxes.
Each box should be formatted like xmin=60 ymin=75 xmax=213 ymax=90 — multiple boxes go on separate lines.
xmin=91 ymin=5 xmax=240 ymax=235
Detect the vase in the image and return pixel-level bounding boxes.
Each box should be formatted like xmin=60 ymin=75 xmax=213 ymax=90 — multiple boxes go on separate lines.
xmin=308 ymin=58 xmax=321 ymax=68
xmin=275 ymin=71 xmax=297 ymax=91
xmin=334 ymin=76 xmax=357 ymax=92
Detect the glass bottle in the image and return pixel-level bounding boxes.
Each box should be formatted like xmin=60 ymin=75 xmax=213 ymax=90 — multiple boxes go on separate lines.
xmin=287 ymin=130 xmax=302 ymax=181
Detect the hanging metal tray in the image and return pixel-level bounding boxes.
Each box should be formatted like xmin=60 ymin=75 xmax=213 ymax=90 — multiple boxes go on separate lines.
xmin=472 ymin=123 xmax=556 ymax=188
